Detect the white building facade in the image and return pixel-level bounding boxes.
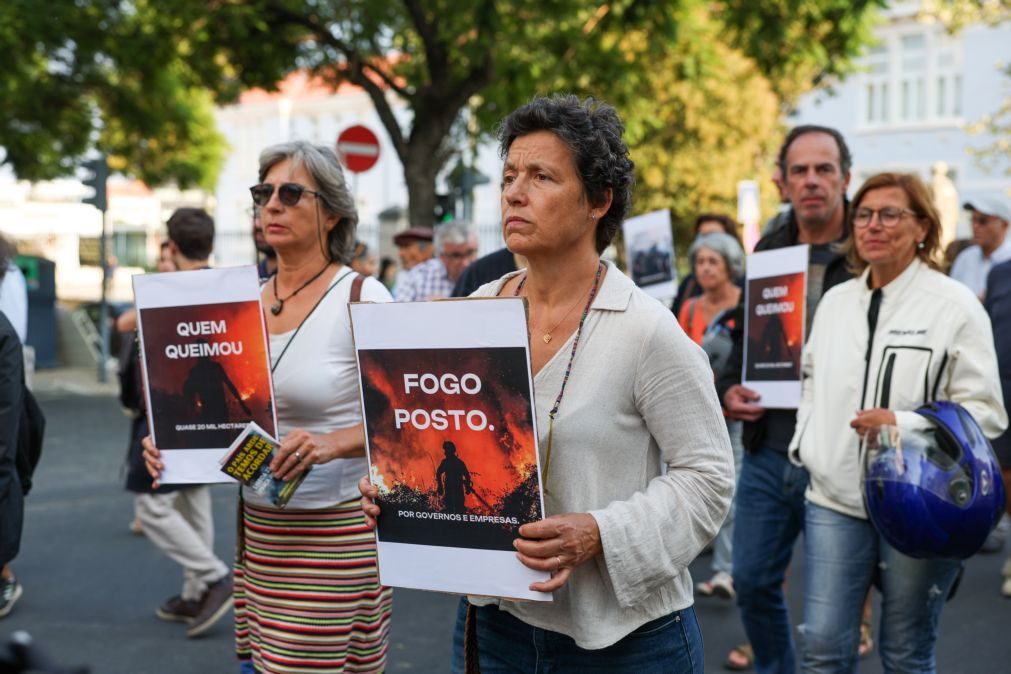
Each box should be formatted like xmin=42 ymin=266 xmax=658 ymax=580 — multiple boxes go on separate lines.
xmin=791 ymin=2 xmax=1010 ymax=239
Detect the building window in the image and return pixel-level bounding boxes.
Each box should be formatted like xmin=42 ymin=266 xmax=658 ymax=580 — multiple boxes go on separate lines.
xmin=858 ymin=26 xmax=963 ymax=129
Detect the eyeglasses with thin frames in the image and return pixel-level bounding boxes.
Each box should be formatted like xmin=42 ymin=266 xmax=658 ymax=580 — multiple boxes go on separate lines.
xmin=853 ymin=207 xmax=919 ymax=229
xmin=441 ymin=249 xmax=477 ymax=261
xmin=249 ymin=183 xmax=322 ymax=208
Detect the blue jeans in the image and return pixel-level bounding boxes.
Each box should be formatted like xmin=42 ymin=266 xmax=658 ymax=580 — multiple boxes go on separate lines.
xmin=451 ymin=598 xmax=703 ymax=673
xmin=732 ymin=447 xmax=809 ymax=674
xmin=801 ymin=503 xmax=962 ymax=674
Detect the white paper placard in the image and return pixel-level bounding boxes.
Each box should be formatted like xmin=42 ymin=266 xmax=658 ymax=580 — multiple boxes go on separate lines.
xmin=622 ymin=210 xmax=677 ymax=300
xmin=742 ymin=245 xmax=809 ymax=409
xmin=133 ymin=266 xmax=276 ymax=484
xmin=350 ymin=298 xmax=550 ymax=601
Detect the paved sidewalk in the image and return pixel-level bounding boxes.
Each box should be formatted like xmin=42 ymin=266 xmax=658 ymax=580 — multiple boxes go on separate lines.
xmin=31 ymin=365 xmax=119 ymax=397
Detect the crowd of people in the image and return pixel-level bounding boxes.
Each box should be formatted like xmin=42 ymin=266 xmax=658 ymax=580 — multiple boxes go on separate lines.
xmin=1 ymin=91 xmax=1009 ymax=674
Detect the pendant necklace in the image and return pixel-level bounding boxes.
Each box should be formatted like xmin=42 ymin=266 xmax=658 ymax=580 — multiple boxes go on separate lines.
xmin=517 ymin=266 xmax=599 ymax=344
xmin=514 ymin=260 xmax=604 ymax=486
xmin=271 ymin=263 xmax=331 ymax=316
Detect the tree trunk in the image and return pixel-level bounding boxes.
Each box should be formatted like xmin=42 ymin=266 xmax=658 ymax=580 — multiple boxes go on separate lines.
xmin=404 ymin=150 xmax=439 ymax=229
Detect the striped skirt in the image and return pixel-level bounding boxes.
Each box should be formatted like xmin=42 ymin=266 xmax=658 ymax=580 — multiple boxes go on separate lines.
xmin=235 ymin=500 xmax=393 ymax=673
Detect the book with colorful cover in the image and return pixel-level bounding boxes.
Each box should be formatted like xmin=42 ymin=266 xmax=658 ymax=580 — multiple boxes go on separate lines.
xmin=219 ymin=422 xmax=309 ymax=508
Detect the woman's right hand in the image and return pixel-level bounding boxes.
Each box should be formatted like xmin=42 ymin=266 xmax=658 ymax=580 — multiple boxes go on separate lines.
xmin=142 ymin=436 xmax=164 ymax=489
xmin=358 ymin=475 xmax=381 ymax=529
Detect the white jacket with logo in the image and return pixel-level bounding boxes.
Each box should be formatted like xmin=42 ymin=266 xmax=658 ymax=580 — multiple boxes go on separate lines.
xmin=789 ymin=258 xmax=1008 ymax=519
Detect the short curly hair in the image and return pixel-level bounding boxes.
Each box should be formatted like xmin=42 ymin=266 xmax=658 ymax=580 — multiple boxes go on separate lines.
xmin=497 ymin=95 xmax=635 ymax=254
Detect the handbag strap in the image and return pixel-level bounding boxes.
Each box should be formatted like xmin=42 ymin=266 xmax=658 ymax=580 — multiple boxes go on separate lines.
xmin=270 ymin=269 xmax=358 ymax=374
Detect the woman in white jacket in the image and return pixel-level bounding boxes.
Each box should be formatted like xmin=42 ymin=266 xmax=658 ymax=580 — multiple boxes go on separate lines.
xmin=790 ymin=172 xmax=1007 ymax=673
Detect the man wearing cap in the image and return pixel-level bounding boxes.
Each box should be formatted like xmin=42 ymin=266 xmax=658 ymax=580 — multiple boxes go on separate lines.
xmin=949 ymin=197 xmax=1011 ymax=299
xmin=393 ymin=227 xmax=435 ymax=272
xmin=394 ymin=221 xmax=478 ymax=302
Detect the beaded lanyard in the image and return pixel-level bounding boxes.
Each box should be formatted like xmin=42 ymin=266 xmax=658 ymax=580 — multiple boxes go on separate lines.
xmin=514 ymin=260 xmax=604 ymax=486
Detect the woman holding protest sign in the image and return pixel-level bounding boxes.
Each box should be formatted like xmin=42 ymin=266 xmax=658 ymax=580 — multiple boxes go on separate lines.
xmin=145 ymin=141 xmax=393 ymax=673
xmin=789 ymin=172 xmax=1006 ymax=671
xmin=676 ymin=231 xmax=745 ymax=603
xmin=361 ymin=95 xmax=734 ymax=671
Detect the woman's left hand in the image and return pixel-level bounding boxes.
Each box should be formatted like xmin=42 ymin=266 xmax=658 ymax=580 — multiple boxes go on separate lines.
xmin=514 ymin=513 xmax=602 ymax=593
xmin=270 ymin=429 xmax=341 ymax=481
xmin=850 ymin=408 xmax=897 ymax=441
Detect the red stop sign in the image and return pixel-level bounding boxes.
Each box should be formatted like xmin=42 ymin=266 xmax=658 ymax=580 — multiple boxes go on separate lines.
xmin=337 ymin=125 xmax=381 ymax=173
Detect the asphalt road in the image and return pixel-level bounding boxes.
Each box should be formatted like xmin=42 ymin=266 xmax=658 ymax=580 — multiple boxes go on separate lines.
xmin=4 ymin=390 xmax=1009 ymax=672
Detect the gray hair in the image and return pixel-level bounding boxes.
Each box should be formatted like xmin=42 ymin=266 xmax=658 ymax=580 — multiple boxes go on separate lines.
xmin=434 ymin=220 xmax=476 ymax=255
xmin=257 ymin=140 xmax=358 ymax=264
xmin=688 ymin=231 xmax=745 ymax=279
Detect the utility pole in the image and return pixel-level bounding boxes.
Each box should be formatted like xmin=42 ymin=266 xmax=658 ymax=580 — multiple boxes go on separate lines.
xmin=82 ymin=155 xmax=110 ymax=383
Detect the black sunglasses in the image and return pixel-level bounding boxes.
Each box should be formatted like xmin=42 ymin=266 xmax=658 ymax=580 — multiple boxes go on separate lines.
xmin=249 ymin=182 xmax=322 ymax=207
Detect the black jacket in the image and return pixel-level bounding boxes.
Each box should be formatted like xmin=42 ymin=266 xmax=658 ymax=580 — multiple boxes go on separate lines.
xmin=0 ymin=313 xmax=24 ymax=564
xmin=716 ymin=208 xmax=853 ymax=453
xmin=985 ymin=259 xmax=1011 ymax=465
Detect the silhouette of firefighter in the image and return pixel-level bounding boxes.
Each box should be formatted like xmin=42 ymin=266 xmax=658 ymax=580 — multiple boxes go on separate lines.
xmin=436 ymin=441 xmax=473 ymax=514
xmin=181 ymin=342 xmax=252 ymax=423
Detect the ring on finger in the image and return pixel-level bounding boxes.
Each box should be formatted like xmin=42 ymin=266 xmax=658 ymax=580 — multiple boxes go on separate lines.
xmin=554 ymin=555 xmax=562 ymax=571
xmin=294 ymin=451 xmax=302 ymax=461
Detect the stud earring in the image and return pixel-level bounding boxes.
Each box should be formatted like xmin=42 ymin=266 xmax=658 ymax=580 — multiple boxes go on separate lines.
xmin=917 ymin=241 xmax=925 ymax=250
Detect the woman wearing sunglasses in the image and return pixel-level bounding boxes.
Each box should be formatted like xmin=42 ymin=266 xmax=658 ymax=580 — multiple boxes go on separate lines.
xmin=789 ymin=172 xmax=1006 ymax=672
xmin=147 ymin=141 xmax=393 ymax=673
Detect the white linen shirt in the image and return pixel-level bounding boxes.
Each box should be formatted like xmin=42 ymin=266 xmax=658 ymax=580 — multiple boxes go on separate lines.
xmin=468 ymin=261 xmax=734 ymax=650
xmin=244 ymin=270 xmax=392 ymax=509
xmin=790 ymin=258 xmax=1008 ymax=519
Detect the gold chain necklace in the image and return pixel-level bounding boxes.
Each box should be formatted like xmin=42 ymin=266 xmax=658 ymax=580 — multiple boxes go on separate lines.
xmin=518 ymin=266 xmax=600 ymax=344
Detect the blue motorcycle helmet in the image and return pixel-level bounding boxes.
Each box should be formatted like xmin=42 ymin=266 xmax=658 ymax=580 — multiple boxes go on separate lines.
xmin=863 ymin=401 xmax=1006 ymax=560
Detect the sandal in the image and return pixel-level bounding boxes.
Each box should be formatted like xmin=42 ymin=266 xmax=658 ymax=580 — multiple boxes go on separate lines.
xmin=858 ymin=620 xmax=874 ymax=658
xmin=724 ymin=643 xmax=754 ymax=671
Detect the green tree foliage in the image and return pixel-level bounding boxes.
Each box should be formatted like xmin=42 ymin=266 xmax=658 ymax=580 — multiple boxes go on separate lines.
xmin=0 ymin=0 xmax=228 ymax=190
xmin=0 ymin=0 xmax=881 ymax=223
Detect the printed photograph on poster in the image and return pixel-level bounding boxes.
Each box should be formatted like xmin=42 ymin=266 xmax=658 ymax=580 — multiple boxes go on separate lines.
xmin=350 ymin=299 xmax=550 ymax=601
xmin=742 ymin=244 xmax=809 ymax=409
xmin=133 ymin=266 xmax=276 ymax=484
xmin=622 ymin=210 xmax=676 ymax=300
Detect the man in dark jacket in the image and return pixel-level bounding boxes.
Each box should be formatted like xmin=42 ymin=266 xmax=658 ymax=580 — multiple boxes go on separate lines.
xmin=985 ymin=259 xmax=1011 ymax=597
xmin=716 ymin=125 xmax=853 ymax=674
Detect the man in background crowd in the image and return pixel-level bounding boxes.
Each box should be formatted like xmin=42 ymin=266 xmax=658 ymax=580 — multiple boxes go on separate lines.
xmin=130 ymin=208 xmax=233 ymax=638
xmin=393 ymin=227 xmax=435 ymax=272
xmin=719 ymin=125 xmax=855 ymax=674
xmin=395 ymin=221 xmax=478 ymax=301
xmin=949 ymin=197 xmax=1011 ymax=299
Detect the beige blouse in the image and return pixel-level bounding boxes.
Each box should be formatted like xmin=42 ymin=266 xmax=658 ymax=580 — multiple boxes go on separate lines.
xmin=469 ymin=261 xmax=734 ymax=649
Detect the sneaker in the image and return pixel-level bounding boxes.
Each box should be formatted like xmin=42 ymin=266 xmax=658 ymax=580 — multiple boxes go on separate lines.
xmin=1002 ymin=556 xmax=1011 ymax=579
xmin=1002 ymin=575 xmax=1011 ymax=599
xmin=0 ymin=577 xmax=22 ymax=619
xmin=187 ymin=574 xmax=233 ymax=638
xmin=156 ymin=595 xmax=201 ymax=623
xmin=708 ymin=571 xmax=736 ymax=600
xmin=697 ymin=571 xmax=735 ymax=600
